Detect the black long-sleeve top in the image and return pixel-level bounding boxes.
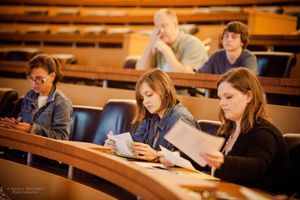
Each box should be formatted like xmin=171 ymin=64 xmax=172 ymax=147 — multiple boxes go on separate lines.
xmin=215 ymin=118 xmax=291 ymax=194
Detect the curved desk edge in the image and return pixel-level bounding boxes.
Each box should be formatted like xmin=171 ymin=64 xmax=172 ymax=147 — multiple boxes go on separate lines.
xmin=0 ymin=127 xmax=199 ymax=200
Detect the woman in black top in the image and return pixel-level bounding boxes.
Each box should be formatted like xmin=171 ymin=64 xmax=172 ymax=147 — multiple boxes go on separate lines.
xmin=201 ymin=67 xmax=291 ymax=194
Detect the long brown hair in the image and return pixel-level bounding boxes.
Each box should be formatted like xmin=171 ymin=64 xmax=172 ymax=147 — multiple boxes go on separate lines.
xmin=217 ymin=68 xmax=268 ymax=137
xmin=132 ymin=68 xmax=177 ymax=124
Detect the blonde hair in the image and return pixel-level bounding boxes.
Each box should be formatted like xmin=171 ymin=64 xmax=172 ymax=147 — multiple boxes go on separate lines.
xmin=217 ymin=67 xmax=268 ymax=137
xmin=133 ymin=68 xmax=177 ymax=124
xmin=154 ymin=8 xmax=179 ymax=25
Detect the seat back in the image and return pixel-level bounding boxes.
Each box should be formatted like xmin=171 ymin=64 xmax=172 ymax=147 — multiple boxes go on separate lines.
xmin=12 ymin=95 xmax=24 ymax=118
xmin=91 ymin=99 xmax=136 ymax=145
xmin=283 ymin=133 xmax=300 ymax=195
xmin=198 ymin=119 xmax=221 ymax=136
xmin=6 ymin=48 xmax=43 ymax=61
xmin=70 ymin=105 xmax=103 ymax=142
xmin=0 ymin=48 xmax=6 ymax=60
xmin=122 ymin=55 xmax=140 ymax=69
xmin=253 ymin=51 xmax=298 ymax=105
xmin=107 ymin=57 xmax=139 ymax=89
xmin=0 ymin=88 xmax=18 ymax=117
xmin=50 ymin=53 xmax=77 ymax=65
xmin=254 ymin=51 xmax=296 ymax=78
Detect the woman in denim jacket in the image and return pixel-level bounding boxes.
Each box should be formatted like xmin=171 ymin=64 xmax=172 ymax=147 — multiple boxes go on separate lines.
xmin=131 ymin=68 xmax=199 ymax=161
xmin=0 ymin=54 xmax=72 ymax=140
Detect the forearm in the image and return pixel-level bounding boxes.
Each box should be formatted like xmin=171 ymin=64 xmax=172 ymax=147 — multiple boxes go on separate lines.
xmin=162 ymin=47 xmax=194 ymax=73
xmin=136 ymin=43 xmax=155 ymax=70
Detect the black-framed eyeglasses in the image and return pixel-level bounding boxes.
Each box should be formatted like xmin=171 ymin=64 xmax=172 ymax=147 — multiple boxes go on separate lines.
xmin=27 ymin=75 xmax=50 ymax=84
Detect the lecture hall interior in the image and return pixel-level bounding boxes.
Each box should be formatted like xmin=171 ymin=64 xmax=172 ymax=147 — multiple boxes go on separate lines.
xmin=0 ymin=0 xmax=300 ymax=199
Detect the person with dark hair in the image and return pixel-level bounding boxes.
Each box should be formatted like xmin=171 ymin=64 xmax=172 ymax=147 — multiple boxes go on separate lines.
xmin=0 ymin=54 xmax=72 ymax=140
xmin=136 ymin=9 xmax=207 ymax=73
xmin=198 ymin=21 xmax=258 ymax=74
xmin=106 ymin=68 xmax=199 ymax=161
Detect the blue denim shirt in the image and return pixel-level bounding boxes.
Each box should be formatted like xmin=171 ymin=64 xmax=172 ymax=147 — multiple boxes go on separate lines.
xmin=20 ymin=88 xmax=72 ymax=140
xmin=132 ymin=102 xmax=199 ymax=151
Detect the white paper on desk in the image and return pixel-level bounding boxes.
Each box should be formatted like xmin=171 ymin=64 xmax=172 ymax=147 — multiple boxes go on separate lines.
xmin=165 ymin=120 xmax=225 ymax=167
xmin=107 ymin=132 xmax=136 ymax=158
xmin=160 ymin=145 xmax=196 ymax=171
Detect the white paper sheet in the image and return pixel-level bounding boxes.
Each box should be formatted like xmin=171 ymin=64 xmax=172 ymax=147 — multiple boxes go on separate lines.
xmin=107 ymin=132 xmax=136 ymax=158
xmin=165 ymin=120 xmax=225 ymax=167
xmin=160 ymin=145 xmax=196 ymax=171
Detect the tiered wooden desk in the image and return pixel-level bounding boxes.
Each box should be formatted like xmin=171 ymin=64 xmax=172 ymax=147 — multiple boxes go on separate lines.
xmin=0 ymin=127 xmax=275 ymax=200
xmin=0 ymin=34 xmax=149 ymax=68
xmin=0 ymin=1 xmax=297 ymax=67
xmin=0 ymin=60 xmax=299 ymax=96
xmin=0 ymin=0 xmax=296 ymax=6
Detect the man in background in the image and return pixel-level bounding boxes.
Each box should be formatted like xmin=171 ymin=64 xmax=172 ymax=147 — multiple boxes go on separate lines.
xmin=136 ymin=9 xmax=207 ymax=73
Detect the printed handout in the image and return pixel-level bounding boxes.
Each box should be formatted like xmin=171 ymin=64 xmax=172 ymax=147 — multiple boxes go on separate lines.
xmin=165 ymin=120 xmax=225 ymax=167
xmin=160 ymin=145 xmax=196 ymax=171
xmin=107 ymin=132 xmax=136 ymax=158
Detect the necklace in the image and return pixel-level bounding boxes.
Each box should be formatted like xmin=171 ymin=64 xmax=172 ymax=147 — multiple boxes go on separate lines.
xmin=223 ymin=129 xmax=240 ymax=155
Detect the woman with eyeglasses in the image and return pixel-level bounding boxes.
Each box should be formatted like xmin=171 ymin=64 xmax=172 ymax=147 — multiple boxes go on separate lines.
xmin=0 ymin=54 xmax=72 ymax=140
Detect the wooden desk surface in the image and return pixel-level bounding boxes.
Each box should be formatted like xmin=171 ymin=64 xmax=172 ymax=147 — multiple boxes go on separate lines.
xmin=0 ymin=0 xmax=296 ymax=6
xmin=0 ymin=159 xmax=116 ymax=200
xmin=1 ymin=32 xmax=299 ymax=47
xmin=249 ymin=34 xmax=300 ymax=47
xmin=0 ymin=127 xmax=274 ymax=200
xmin=0 ymin=12 xmax=248 ymax=24
xmin=0 ymin=61 xmax=299 ymax=96
xmin=0 ymin=32 xmax=125 ymax=44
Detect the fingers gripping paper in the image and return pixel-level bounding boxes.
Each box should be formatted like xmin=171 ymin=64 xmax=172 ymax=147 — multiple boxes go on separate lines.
xmin=107 ymin=132 xmax=136 ymax=158
xmin=165 ymin=120 xmax=225 ymax=167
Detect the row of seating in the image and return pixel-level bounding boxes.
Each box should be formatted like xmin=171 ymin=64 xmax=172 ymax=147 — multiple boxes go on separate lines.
xmin=0 ymin=47 xmax=297 ymax=106
xmin=0 ymin=4 xmax=295 ymax=18
xmin=0 ymin=6 xmax=297 ymax=30
xmin=69 ymin=99 xmax=224 ymax=145
xmin=0 ymin=24 xmax=198 ymax=35
xmin=0 ymin=90 xmax=136 ymax=145
xmin=0 ymin=88 xmax=221 ymax=146
xmin=71 ymin=98 xmax=299 ymax=196
xmin=0 ymin=87 xmax=299 ymax=196
xmin=0 ymin=0 xmax=295 ymax=7
xmin=123 ymin=51 xmax=297 ymax=78
xmin=0 ymin=47 xmax=77 ymax=64
xmin=0 ymin=46 xmax=296 ymax=79
xmin=70 ymin=99 xmax=136 ymax=144
xmin=0 ymin=88 xmax=19 ymax=118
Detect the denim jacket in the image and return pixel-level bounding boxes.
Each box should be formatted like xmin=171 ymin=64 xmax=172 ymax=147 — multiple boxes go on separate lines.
xmin=20 ymin=88 xmax=72 ymax=140
xmin=132 ymin=102 xmax=199 ymax=151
